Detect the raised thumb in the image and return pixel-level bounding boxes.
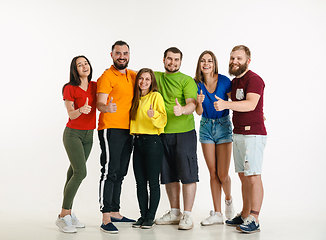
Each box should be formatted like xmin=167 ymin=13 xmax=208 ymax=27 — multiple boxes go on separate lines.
xmin=85 ymin=97 xmax=89 ymax=106
xmin=175 ymin=98 xmax=180 ymax=106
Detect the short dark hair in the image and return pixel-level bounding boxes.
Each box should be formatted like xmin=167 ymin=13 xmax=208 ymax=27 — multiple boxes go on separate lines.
xmin=164 ymin=47 xmax=183 ymax=60
xmin=111 ymin=40 xmax=130 ymax=51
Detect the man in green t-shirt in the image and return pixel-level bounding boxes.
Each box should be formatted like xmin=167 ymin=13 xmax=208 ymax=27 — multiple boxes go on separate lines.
xmin=154 ymin=47 xmax=199 ymax=230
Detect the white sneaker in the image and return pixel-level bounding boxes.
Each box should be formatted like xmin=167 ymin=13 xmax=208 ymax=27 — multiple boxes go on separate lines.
xmin=71 ymin=213 xmax=85 ymax=228
xmin=155 ymin=210 xmax=182 ymax=225
xmin=225 ymin=198 xmax=235 ymax=220
xmin=56 ymin=215 xmax=77 ymax=233
xmin=178 ymin=214 xmax=194 ymax=230
xmin=201 ymin=210 xmax=224 ymax=226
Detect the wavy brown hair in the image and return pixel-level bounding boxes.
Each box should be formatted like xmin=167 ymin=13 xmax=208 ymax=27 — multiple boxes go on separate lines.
xmin=130 ymin=68 xmax=158 ymax=120
xmin=194 ymin=50 xmax=218 ymax=84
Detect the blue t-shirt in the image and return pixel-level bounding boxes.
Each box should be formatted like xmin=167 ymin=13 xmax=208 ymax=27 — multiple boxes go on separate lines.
xmin=197 ymin=74 xmax=231 ymax=119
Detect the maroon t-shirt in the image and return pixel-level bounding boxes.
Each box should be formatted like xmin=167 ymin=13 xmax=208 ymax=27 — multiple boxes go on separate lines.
xmin=231 ymin=70 xmax=267 ymax=135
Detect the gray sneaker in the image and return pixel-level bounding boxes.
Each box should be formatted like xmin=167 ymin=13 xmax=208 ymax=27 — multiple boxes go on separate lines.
xmin=155 ymin=210 xmax=182 ymax=225
xmin=71 ymin=213 xmax=85 ymax=228
xmin=56 ymin=215 xmax=77 ymax=233
xmin=178 ymin=214 xmax=194 ymax=230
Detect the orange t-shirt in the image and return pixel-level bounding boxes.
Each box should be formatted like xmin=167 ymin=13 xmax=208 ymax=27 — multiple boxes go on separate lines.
xmin=97 ymin=65 xmax=136 ymax=130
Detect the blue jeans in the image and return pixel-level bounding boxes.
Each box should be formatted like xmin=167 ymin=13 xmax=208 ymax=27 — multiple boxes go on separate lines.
xmin=199 ymin=115 xmax=233 ymax=145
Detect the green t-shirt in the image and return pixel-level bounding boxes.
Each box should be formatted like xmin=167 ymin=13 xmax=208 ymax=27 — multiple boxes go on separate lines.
xmin=154 ymin=71 xmax=198 ymax=133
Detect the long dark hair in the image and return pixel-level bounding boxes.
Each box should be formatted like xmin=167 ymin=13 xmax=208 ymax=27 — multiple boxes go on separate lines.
xmin=194 ymin=50 xmax=218 ymax=84
xmin=130 ymin=68 xmax=158 ymax=120
xmin=62 ymin=55 xmax=93 ymax=94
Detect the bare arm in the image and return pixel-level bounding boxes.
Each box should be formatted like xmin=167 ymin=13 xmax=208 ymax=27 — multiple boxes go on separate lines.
xmin=195 ymin=90 xmax=204 ymax=115
xmin=214 ymin=92 xmax=260 ymax=112
xmin=65 ymin=98 xmax=91 ymax=120
xmin=97 ymin=93 xmax=117 ymax=113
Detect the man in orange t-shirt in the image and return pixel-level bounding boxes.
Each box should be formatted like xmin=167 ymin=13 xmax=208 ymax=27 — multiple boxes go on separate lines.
xmin=97 ymin=40 xmax=137 ymax=234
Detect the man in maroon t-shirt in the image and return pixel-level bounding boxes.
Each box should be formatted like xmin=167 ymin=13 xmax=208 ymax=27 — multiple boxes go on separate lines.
xmin=214 ymin=45 xmax=267 ymax=234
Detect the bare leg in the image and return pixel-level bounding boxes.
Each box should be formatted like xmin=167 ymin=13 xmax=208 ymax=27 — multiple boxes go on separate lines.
xmin=201 ymin=143 xmax=222 ymax=212
xmin=166 ymin=182 xmax=181 ymax=209
xmin=110 ymin=212 xmax=123 ymax=219
xmin=102 ymin=212 xmax=111 ymax=224
xmin=182 ymin=183 xmax=197 ymax=212
xmin=216 ymin=143 xmax=232 ymax=200
xmin=59 ymin=209 xmax=72 ymax=218
xmin=248 ymin=175 xmax=264 ymax=220
xmin=102 ymin=211 xmax=124 ymax=224
xmin=238 ymin=173 xmax=251 ymax=218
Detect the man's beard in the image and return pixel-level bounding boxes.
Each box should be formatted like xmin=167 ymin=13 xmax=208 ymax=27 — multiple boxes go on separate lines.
xmin=229 ymin=62 xmax=248 ymax=77
xmin=113 ymin=58 xmax=129 ymax=70
xmin=164 ymin=65 xmax=180 ymax=73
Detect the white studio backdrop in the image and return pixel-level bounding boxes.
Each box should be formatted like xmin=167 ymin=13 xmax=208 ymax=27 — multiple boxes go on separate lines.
xmin=0 ymin=0 xmax=325 ymax=223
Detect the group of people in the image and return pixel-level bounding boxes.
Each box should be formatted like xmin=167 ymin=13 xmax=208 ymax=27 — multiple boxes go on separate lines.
xmin=56 ymin=40 xmax=267 ymax=235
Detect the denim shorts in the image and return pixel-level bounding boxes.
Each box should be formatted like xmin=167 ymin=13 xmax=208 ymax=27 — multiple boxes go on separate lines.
xmin=199 ymin=116 xmax=233 ymax=145
xmin=233 ymin=134 xmax=267 ymax=176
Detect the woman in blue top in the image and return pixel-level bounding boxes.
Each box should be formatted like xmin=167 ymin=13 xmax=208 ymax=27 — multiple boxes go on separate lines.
xmin=195 ymin=51 xmax=235 ymax=225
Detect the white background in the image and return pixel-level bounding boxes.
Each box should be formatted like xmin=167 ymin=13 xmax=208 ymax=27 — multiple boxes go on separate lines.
xmin=0 ymin=0 xmax=325 ymax=234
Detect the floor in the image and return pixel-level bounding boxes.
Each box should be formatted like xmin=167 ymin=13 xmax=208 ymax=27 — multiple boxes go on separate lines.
xmin=1 ymin=211 xmax=325 ymax=240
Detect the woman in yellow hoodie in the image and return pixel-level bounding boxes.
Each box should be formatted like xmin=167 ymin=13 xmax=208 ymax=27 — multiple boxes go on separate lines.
xmin=130 ymin=68 xmax=167 ymax=229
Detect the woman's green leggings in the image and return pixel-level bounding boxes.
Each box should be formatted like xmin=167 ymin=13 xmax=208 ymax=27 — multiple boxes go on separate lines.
xmin=62 ymin=127 xmax=93 ymax=210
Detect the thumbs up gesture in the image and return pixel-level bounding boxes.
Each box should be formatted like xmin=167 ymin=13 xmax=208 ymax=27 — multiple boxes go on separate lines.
xmin=147 ymin=104 xmax=154 ymax=118
xmin=197 ymin=89 xmax=205 ymax=104
xmin=108 ymin=97 xmax=117 ymax=113
xmin=173 ymin=98 xmax=184 ymax=116
xmin=80 ymin=97 xmax=92 ymax=114
xmin=214 ymin=95 xmax=226 ymax=111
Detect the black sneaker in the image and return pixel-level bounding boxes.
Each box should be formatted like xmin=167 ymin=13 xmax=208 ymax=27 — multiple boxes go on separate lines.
xmin=141 ymin=218 xmax=155 ymax=229
xmin=132 ymin=217 xmax=145 ymax=228
xmin=111 ymin=216 xmax=136 ymax=223
xmin=100 ymin=222 xmax=118 ymax=234
xmin=225 ymin=213 xmax=244 ymax=226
